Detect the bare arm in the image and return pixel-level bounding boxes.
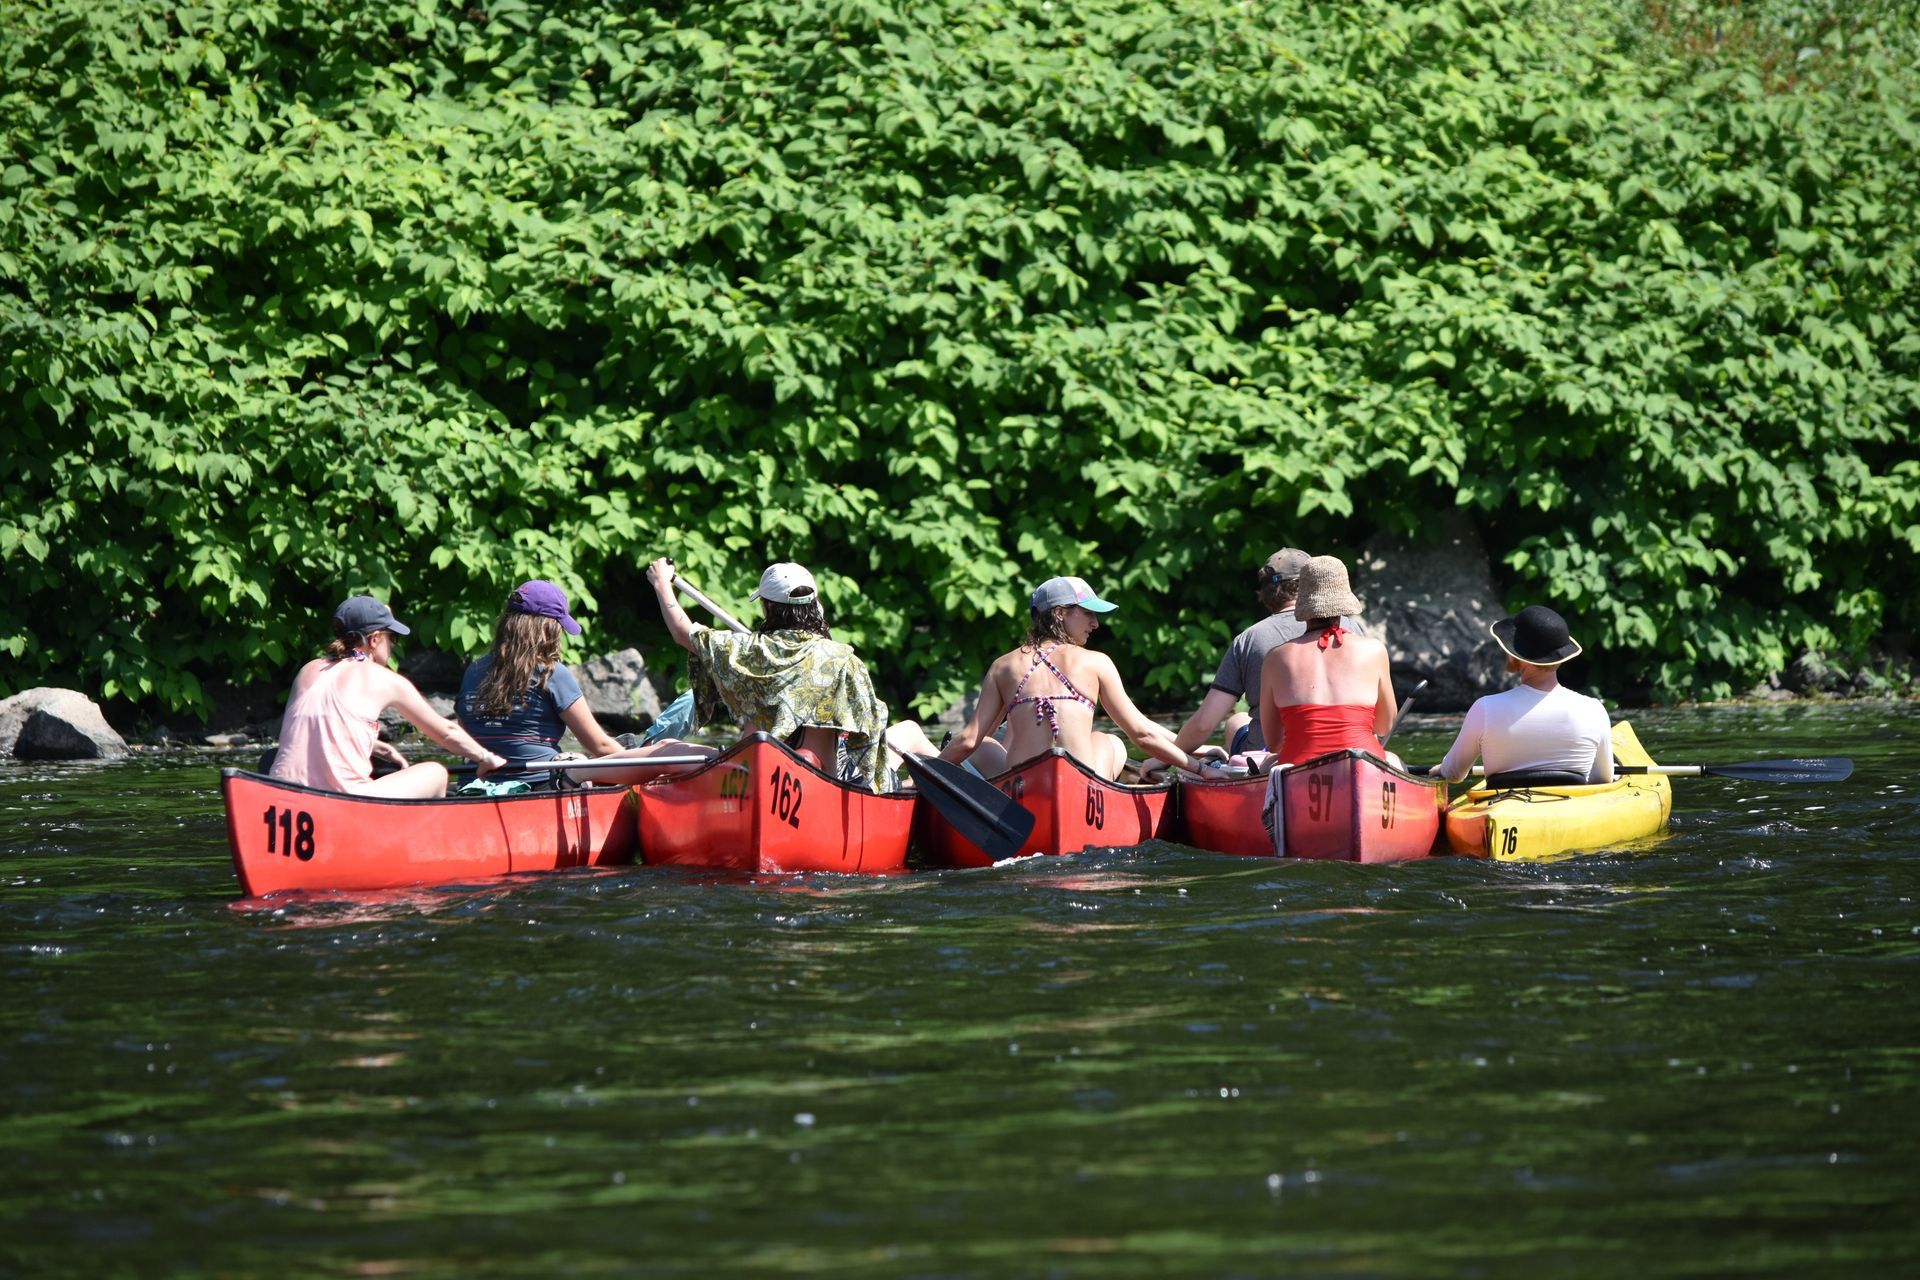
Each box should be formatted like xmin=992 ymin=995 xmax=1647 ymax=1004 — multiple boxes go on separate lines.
xmin=1092 ymin=656 xmax=1197 ymax=771
xmin=1137 ymin=686 xmax=1240 ymax=776
xmin=559 ymin=697 xmax=625 ymax=757
xmin=383 ymin=674 xmax=506 ymax=775
xmin=937 ymin=666 xmax=1009 ymax=765
xmin=1372 ymin=646 xmax=1396 ymax=740
xmin=1259 ymin=648 xmax=1286 ymax=762
xmin=646 ymin=556 xmax=703 ymax=652
xmin=1174 ymin=687 xmax=1240 ymax=752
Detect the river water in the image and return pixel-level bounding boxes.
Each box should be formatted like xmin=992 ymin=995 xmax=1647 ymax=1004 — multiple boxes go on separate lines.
xmin=3 ymin=703 xmax=1916 ymax=1277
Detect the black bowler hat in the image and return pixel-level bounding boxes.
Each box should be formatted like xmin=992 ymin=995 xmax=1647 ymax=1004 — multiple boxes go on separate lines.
xmin=1490 ymin=605 xmax=1582 ymax=667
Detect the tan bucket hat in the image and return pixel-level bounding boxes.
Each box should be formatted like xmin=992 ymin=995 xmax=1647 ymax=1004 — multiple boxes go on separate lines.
xmin=1294 ymin=555 xmax=1361 ymax=620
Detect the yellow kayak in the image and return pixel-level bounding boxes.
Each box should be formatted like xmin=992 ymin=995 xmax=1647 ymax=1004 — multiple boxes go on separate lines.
xmin=1444 ymin=721 xmax=1673 ymax=861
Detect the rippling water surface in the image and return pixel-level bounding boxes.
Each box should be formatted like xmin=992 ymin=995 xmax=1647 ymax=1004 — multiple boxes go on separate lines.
xmin=4 ymin=704 xmax=1918 ymax=1277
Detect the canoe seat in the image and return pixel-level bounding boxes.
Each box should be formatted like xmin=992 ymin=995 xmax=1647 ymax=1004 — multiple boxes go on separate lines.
xmin=1485 ymin=768 xmax=1591 ymax=789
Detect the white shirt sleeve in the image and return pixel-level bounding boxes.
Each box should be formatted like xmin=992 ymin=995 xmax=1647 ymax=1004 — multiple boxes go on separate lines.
xmin=1438 ymin=698 xmax=1486 ymax=783
xmin=1586 ymin=700 xmax=1614 ymax=784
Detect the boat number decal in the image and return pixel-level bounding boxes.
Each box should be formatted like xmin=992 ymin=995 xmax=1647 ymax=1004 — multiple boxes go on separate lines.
xmin=1306 ymin=773 xmax=1332 ymax=822
xmin=719 ymin=766 xmax=749 ymax=814
xmin=1501 ymin=828 xmax=1519 ymax=856
xmin=770 ymin=766 xmax=804 ymax=829
xmin=1380 ymin=780 xmax=1398 ymax=828
xmin=1084 ymin=785 xmax=1105 ymax=829
xmin=1001 ymin=775 xmax=1025 ymax=802
xmin=261 ymin=806 xmax=317 ymax=861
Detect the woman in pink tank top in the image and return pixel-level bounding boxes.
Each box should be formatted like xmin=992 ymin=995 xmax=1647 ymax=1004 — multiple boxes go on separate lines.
xmin=268 ymin=596 xmax=507 ymax=799
xmin=1258 ymin=557 xmax=1399 ymax=768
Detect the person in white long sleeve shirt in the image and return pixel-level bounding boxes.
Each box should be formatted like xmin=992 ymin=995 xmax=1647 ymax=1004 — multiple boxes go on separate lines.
xmin=1435 ymin=605 xmax=1613 ymax=786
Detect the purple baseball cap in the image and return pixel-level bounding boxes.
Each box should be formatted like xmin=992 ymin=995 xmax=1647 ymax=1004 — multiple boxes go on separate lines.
xmin=508 ymin=580 xmax=582 ymax=634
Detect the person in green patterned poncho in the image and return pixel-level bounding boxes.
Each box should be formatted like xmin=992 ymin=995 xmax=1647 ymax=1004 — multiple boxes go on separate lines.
xmin=645 ymin=557 xmax=894 ymax=792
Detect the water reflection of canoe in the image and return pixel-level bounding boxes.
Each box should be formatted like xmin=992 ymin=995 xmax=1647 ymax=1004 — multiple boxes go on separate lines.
xmin=1444 ymin=721 xmax=1673 ymax=861
xmin=220 ymin=768 xmax=637 ymax=897
xmin=917 ymin=748 xmax=1175 ymax=868
xmin=633 ymin=733 xmax=915 ymax=874
xmin=1180 ymin=750 xmax=1445 ymax=862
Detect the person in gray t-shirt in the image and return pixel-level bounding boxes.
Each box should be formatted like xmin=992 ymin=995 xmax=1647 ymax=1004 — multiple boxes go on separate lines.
xmin=1139 ymin=548 xmax=1366 ymax=775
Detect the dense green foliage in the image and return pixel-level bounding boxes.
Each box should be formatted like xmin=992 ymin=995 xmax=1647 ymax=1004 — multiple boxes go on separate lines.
xmin=2 ymin=0 xmax=1915 ymax=718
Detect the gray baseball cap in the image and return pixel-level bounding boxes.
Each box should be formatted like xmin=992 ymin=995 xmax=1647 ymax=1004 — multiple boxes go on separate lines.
xmin=1030 ymin=576 xmax=1118 ymax=613
xmin=1263 ymin=548 xmax=1310 ymax=580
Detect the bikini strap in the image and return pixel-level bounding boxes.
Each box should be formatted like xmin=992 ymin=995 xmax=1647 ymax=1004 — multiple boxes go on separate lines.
xmin=1010 ymin=646 xmax=1050 ymax=701
xmin=1315 ymin=622 xmax=1348 ymax=651
xmin=1035 ymin=646 xmax=1094 ymax=707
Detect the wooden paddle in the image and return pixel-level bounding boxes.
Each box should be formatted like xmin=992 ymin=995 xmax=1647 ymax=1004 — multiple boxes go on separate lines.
xmin=668 ymin=567 xmax=1036 ymax=861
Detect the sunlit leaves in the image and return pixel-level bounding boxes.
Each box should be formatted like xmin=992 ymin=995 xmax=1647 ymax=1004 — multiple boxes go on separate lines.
xmin=0 ymin=0 xmax=1915 ymax=716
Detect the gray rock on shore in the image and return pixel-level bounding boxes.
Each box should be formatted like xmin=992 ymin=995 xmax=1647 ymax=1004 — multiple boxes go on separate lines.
xmin=0 ymin=688 xmax=130 ymax=761
xmin=398 ymin=647 xmax=468 ymax=695
xmin=574 ymin=648 xmax=668 ymax=734
xmin=1351 ymin=516 xmax=1511 ymax=712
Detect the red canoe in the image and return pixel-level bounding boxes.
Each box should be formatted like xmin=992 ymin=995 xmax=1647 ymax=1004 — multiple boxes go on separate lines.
xmin=918 ymin=748 xmax=1176 ymax=868
xmin=221 ymin=768 xmax=639 ymax=896
xmin=1179 ymin=750 xmax=1444 ymax=862
xmin=633 ymin=733 xmax=915 ymax=874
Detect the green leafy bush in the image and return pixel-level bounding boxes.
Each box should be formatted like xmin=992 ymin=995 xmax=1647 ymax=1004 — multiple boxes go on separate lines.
xmin=2 ymin=0 xmax=1914 ymax=718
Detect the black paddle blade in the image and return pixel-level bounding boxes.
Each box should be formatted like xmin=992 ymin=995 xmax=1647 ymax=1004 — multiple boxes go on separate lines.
xmin=1706 ymin=757 xmax=1854 ymax=784
xmin=903 ymin=755 xmax=1035 ymax=862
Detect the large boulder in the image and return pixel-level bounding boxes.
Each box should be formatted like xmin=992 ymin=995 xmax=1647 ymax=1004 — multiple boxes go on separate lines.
xmin=1349 ymin=516 xmax=1510 ymax=712
xmin=399 ymin=647 xmax=468 ymax=695
xmin=203 ymin=679 xmax=285 ymax=733
xmin=0 ymin=688 xmax=129 ymax=761
xmin=573 ymin=648 xmax=667 ymax=734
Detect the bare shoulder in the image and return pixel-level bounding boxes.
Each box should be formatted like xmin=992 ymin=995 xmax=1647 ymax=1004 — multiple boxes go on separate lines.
xmin=365 ymin=664 xmax=422 ymax=701
xmin=984 ymin=648 xmax=1025 ymax=686
xmin=988 ymin=647 xmax=1026 ymax=675
xmin=290 ymin=656 xmax=331 ymax=689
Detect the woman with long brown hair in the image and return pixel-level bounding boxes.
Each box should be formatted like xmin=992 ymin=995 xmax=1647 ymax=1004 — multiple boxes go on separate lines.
xmin=458 ymin=580 xmax=709 ymax=785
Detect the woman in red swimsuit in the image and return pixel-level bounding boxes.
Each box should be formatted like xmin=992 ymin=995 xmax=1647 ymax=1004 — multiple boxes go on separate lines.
xmin=1258 ymin=556 xmax=1398 ymax=768
xmin=936 ymin=575 xmax=1201 ymax=781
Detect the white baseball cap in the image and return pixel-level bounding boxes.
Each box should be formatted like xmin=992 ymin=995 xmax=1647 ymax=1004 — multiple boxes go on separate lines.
xmin=751 ymin=562 xmax=818 ymax=604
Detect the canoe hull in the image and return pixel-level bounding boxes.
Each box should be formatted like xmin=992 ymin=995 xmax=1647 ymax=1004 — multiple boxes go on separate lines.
xmin=919 ymin=749 xmax=1174 ymax=868
xmin=221 ymin=769 xmax=638 ymax=897
xmin=634 ymin=734 xmax=914 ymax=874
xmin=1445 ymin=721 xmax=1673 ymax=861
xmin=1180 ymin=751 xmax=1444 ymax=862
